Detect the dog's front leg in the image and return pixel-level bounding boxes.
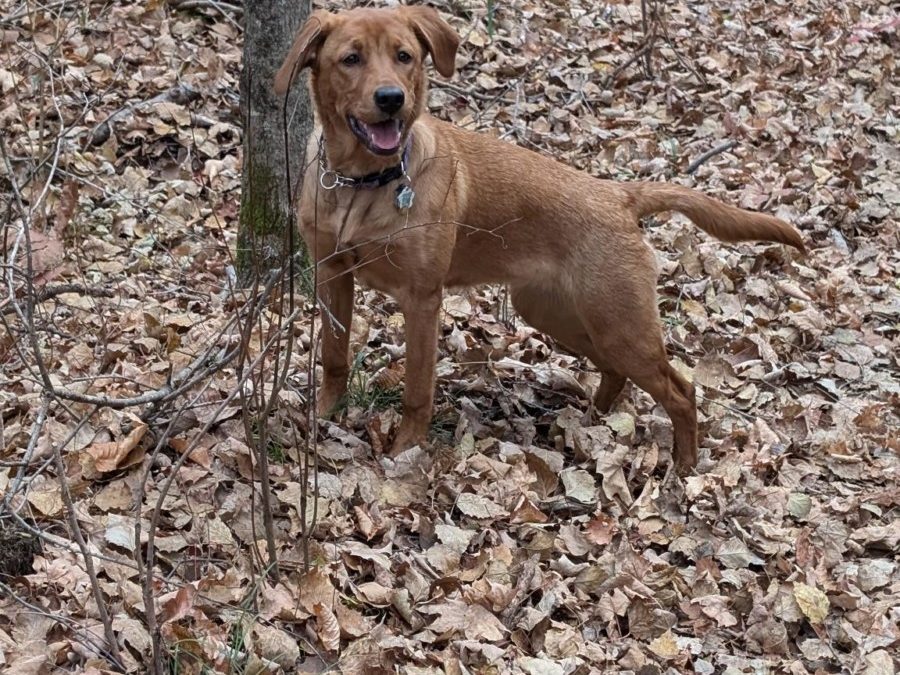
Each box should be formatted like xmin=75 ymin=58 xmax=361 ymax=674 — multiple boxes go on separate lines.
xmin=391 ymin=289 xmax=442 ymax=452
xmin=316 ymin=263 xmax=354 ymax=418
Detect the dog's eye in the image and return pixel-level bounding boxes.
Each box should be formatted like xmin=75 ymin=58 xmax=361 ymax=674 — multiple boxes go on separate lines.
xmin=397 ymin=50 xmax=412 ymax=64
xmin=342 ymin=53 xmax=360 ymax=66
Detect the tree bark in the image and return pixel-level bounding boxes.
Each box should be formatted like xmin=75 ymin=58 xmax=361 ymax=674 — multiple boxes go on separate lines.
xmin=237 ymin=0 xmax=312 ymax=283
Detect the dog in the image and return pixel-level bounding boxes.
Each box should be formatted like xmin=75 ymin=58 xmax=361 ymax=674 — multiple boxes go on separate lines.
xmin=273 ymin=6 xmax=805 ymax=473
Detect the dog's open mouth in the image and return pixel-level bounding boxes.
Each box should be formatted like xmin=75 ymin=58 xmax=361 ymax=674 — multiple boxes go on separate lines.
xmin=349 ymin=116 xmax=403 ymax=155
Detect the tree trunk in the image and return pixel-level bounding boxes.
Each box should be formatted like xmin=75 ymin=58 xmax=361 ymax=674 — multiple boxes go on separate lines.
xmin=237 ymin=0 xmax=313 ymax=284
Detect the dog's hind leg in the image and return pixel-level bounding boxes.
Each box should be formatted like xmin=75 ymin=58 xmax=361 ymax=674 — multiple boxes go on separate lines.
xmin=625 ymin=359 xmax=697 ymax=472
xmin=579 ymin=281 xmax=698 ymax=473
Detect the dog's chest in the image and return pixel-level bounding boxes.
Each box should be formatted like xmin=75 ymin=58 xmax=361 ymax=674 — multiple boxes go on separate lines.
xmin=307 ymin=188 xmax=408 ymax=242
xmin=301 ymin=189 xmax=421 ymax=291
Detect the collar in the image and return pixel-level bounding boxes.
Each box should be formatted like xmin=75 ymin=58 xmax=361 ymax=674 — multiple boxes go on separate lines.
xmin=318 ymin=134 xmax=413 ymax=190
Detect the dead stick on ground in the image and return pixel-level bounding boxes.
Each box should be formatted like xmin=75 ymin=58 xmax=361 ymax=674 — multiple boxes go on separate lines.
xmin=640 ymin=0 xmax=655 ymax=77
xmin=140 ymin=307 xmax=303 ymax=673
xmin=0 ymin=0 xmax=77 ymax=24
xmin=49 ymin=398 xmax=125 ymax=672
xmin=0 ymin=283 xmax=116 ymax=314
xmin=168 ymin=0 xmax=243 ymax=30
xmin=0 ymin=580 xmax=122 ymax=664
xmin=686 ymin=139 xmax=739 ymax=175
xmin=168 ymin=0 xmax=243 ymax=14
xmin=602 ymin=38 xmax=654 ymax=89
xmin=86 ymin=83 xmax=201 ymax=146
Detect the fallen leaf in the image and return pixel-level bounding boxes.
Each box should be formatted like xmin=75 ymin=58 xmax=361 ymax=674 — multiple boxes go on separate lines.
xmin=423 ymin=600 xmax=506 ymax=641
xmin=793 ymin=582 xmax=829 ymax=624
xmin=560 ymin=468 xmax=597 ymax=503
xmin=606 ymin=412 xmax=635 ymax=436
xmin=456 ymin=492 xmax=507 ymax=519
xmin=518 ymin=656 xmax=565 ymax=675
xmin=716 ymin=537 xmax=764 ymax=569
xmin=787 ymin=492 xmax=812 ymax=519
xmin=648 ymin=630 xmax=680 ymax=660
xmin=584 ymin=514 xmax=619 ymax=546
xmin=313 ymin=603 xmax=340 ymax=651
xmin=254 ymin=624 xmax=300 ymax=669
xmin=85 ymin=421 xmax=148 ymax=473
xmin=863 ymin=649 xmax=895 ymax=675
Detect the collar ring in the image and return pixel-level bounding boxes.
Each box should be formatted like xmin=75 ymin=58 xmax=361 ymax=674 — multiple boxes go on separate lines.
xmin=319 ymin=170 xmax=343 ymax=190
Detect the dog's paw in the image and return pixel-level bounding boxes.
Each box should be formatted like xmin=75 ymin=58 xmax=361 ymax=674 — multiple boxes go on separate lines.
xmin=674 ymin=450 xmax=698 ymax=477
xmin=389 ymin=425 xmax=427 ymax=456
xmin=316 ymin=387 xmax=346 ymax=419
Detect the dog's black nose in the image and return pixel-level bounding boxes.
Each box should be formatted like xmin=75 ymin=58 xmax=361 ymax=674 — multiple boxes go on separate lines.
xmin=374 ymin=86 xmax=405 ymax=114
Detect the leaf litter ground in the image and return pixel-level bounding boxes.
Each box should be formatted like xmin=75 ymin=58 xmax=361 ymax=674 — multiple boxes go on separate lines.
xmin=0 ymin=0 xmax=898 ymax=673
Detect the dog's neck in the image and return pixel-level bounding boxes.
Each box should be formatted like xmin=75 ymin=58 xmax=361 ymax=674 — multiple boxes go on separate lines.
xmin=317 ymin=134 xmax=413 ymax=190
xmin=319 ymin=118 xmax=412 ymax=176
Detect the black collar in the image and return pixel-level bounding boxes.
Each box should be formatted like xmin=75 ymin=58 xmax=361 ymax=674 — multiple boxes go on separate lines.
xmin=318 ymin=135 xmax=413 ymax=190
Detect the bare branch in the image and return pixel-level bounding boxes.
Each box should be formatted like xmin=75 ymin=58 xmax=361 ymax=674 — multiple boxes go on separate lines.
xmin=0 ymin=580 xmax=121 ymax=664
xmin=686 ymin=139 xmax=739 ymax=175
xmin=0 ymin=0 xmax=79 ymax=25
xmin=50 ymin=405 xmax=125 ymax=671
xmin=86 ymin=83 xmax=201 ymax=147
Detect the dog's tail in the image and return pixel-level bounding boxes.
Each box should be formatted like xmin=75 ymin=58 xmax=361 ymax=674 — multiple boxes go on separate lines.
xmin=626 ymin=182 xmax=805 ymax=253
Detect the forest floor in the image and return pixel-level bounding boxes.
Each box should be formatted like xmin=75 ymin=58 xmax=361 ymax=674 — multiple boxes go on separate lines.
xmin=1 ymin=0 xmax=898 ymax=673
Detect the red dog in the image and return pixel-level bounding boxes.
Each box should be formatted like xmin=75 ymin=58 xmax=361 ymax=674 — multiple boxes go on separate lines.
xmin=275 ymin=6 xmax=804 ymax=472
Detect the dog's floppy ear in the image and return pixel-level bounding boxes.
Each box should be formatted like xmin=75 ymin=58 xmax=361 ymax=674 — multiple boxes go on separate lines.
xmin=403 ymin=6 xmax=459 ymax=78
xmin=274 ymin=11 xmax=333 ymax=95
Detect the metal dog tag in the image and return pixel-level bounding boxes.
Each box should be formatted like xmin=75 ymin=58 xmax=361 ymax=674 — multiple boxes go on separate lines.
xmin=394 ymin=184 xmax=415 ymax=211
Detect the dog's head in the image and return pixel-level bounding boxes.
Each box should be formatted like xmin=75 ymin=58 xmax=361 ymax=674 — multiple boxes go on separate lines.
xmin=274 ymin=6 xmax=459 ymax=157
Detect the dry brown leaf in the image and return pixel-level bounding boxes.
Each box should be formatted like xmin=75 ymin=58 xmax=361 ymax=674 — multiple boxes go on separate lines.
xmin=648 ymin=630 xmax=680 ymax=660
xmin=422 ymin=600 xmax=506 ymax=641
xmin=335 ymin=601 xmax=372 ymax=638
xmin=793 ymin=583 xmax=829 ymax=624
xmin=509 ymin=495 xmax=549 ymax=524
xmin=254 ymin=624 xmax=300 ymax=668
xmin=158 ymin=585 xmax=196 ymax=625
xmin=25 ymin=484 xmax=63 ymax=517
xmin=456 ymin=492 xmax=507 ymax=519
xmin=584 ymin=514 xmax=619 ymax=546
xmin=313 ymin=603 xmax=341 ymax=652
xmin=85 ymin=421 xmax=148 ymax=473
xmin=354 ymin=582 xmax=393 ymax=606
xmin=298 ymin=567 xmax=335 ymax=614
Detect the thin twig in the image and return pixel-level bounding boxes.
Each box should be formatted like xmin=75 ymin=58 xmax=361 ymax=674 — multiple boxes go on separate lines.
xmin=168 ymin=0 xmax=243 ymax=16
xmin=640 ymin=0 xmax=656 ymax=77
xmin=278 ymin=12 xmax=318 ymax=572
xmin=5 ymin=397 xmax=49 ymax=504
xmin=50 ymin=402 xmax=125 ymax=671
xmin=132 ymin=272 xmax=286 ymax=671
xmin=4 ymin=508 xmax=140 ymax=570
xmin=139 ymin=306 xmax=303 ymax=671
xmin=602 ymin=38 xmax=655 ymax=89
xmin=9 ymin=405 xmax=101 ymax=514
xmin=0 ymin=580 xmax=121 ymax=664
xmin=0 ymin=129 xmax=70 ymax=423
xmin=0 ymin=302 xmax=242 ymax=411
xmin=0 ymin=0 xmax=77 ymax=25
xmin=34 ymin=282 xmax=118 ymax=301
xmin=686 ymin=139 xmax=739 ymax=175
xmin=429 ymin=77 xmax=512 ymax=104
xmin=86 ymin=83 xmax=200 ymax=147
xmin=0 ymin=282 xmax=117 ymax=314
xmin=657 ymin=9 xmax=708 ymax=87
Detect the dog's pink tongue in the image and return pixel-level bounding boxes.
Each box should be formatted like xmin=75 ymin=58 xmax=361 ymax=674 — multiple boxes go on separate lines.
xmin=368 ymin=120 xmax=401 ymax=151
